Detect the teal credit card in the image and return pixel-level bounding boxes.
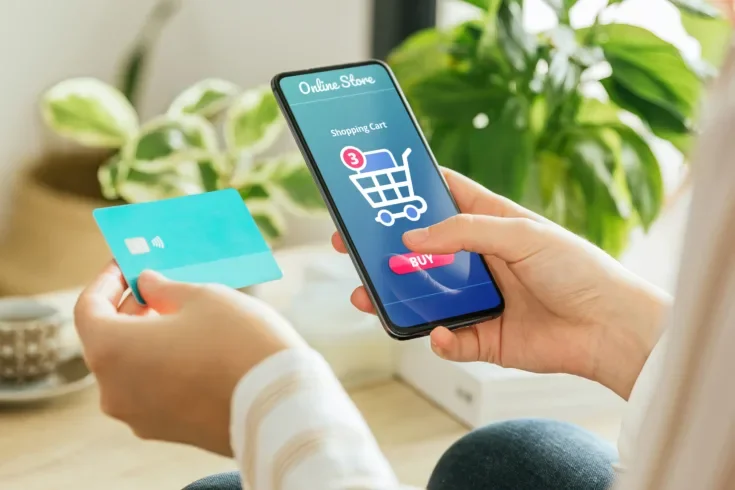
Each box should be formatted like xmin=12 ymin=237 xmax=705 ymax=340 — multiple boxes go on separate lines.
xmin=93 ymin=189 xmax=282 ymax=304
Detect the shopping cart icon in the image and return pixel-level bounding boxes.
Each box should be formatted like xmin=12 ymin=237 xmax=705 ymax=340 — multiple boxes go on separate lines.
xmin=347 ymin=147 xmax=428 ymax=227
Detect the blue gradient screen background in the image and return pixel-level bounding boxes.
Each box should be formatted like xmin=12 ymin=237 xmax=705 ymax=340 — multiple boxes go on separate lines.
xmin=279 ymin=63 xmax=502 ymax=328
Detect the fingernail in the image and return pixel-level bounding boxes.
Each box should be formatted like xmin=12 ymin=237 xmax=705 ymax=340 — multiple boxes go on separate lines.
xmin=405 ymin=227 xmax=429 ymax=244
xmin=431 ymin=342 xmax=446 ymax=359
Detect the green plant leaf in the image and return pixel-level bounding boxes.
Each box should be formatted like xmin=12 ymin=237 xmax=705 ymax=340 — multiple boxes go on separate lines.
xmin=225 ymin=86 xmax=283 ymax=154
xmin=453 ymin=20 xmax=513 ymax=77
xmin=245 ymin=199 xmax=287 ymax=241
xmin=535 ymin=151 xmax=567 ymax=217
xmin=124 ymin=114 xmax=218 ymax=169
xmin=466 ymin=97 xmax=534 ymax=201
xmin=429 ymin=123 xmax=472 ymax=176
xmin=98 ymin=154 xmax=123 ymax=200
xmin=559 ymin=178 xmax=589 ymax=238
xmin=601 ymin=78 xmax=690 ymax=142
xmin=428 ymin=97 xmax=533 ymax=202
xmin=409 ymin=70 xmax=509 ymax=123
xmin=540 ymin=0 xmax=578 ymax=22
xmin=477 ymin=0 xmax=503 ymax=58
xmin=168 ymin=79 xmax=240 ymax=117
xmin=118 ymin=0 xmax=181 ymax=108
xmin=237 ymin=182 xmax=269 ymax=200
xmin=387 ymin=29 xmax=453 ymax=95
xmin=592 ymin=24 xmax=700 ymax=120
xmin=545 ymin=49 xmax=582 ymax=113
xmin=458 ymin=0 xmax=492 ymax=9
xmin=576 ymin=98 xmax=620 ymax=125
xmin=266 ymin=154 xmax=325 ymax=213
xmin=587 ymin=200 xmax=632 ymax=257
xmin=609 ymin=58 xmax=694 ymax=117
xmin=567 ymin=131 xmax=628 ymax=219
xmin=116 ymin=167 xmax=204 ymax=203
xmin=198 ymin=160 xmax=221 ymax=192
xmin=496 ymin=0 xmax=538 ymax=72
xmin=670 ymin=0 xmax=721 ymax=18
xmin=613 ymin=126 xmax=664 ymax=228
xmin=41 ymin=78 xmax=139 ymax=148
xmin=654 ymin=128 xmax=693 ymax=155
xmin=597 ymin=24 xmax=701 ymax=121
xmin=680 ymin=11 xmax=732 ymax=67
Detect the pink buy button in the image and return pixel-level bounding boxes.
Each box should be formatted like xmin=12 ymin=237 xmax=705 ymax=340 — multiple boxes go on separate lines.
xmin=389 ymin=253 xmax=455 ymax=275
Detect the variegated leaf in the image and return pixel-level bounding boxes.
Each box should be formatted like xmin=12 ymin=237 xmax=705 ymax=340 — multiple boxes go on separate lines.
xmin=167 ymin=79 xmax=240 ymax=118
xmin=41 ymin=78 xmax=138 ymax=148
xmin=225 ymin=86 xmax=283 ymax=154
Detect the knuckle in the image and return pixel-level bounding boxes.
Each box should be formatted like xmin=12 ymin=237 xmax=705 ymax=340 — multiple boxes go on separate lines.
xmin=201 ymin=282 xmax=228 ymax=295
xmin=184 ymin=282 xmax=211 ymax=298
xmin=444 ymin=213 xmax=473 ymax=232
xmin=512 ymin=217 xmax=541 ymax=235
xmin=457 ymin=213 xmax=475 ymax=228
xmin=197 ymin=283 xmax=232 ymax=304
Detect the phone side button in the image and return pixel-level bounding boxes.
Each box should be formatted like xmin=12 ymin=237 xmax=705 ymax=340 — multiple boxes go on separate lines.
xmin=388 ymin=253 xmax=455 ymax=275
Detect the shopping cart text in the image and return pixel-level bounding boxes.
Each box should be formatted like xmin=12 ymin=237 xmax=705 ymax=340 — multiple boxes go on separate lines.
xmin=331 ymin=121 xmax=388 ymax=137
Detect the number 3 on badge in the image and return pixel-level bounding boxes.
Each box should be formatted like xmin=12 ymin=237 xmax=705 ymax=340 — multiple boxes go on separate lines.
xmin=340 ymin=146 xmax=366 ymax=171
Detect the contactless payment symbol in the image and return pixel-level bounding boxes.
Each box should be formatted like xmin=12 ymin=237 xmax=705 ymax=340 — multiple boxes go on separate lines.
xmin=124 ymin=236 xmax=165 ymax=255
xmin=343 ymin=145 xmax=428 ymax=227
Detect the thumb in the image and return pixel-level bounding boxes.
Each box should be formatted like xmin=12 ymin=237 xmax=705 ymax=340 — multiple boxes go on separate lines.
xmin=137 ymin=270 xmax=198 ymax=314
xmin=403 ymin=214 xmax=546 ymax=264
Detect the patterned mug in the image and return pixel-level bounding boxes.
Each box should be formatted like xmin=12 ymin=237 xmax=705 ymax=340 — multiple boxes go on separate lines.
xmin=0 ymin=298 xmax=64 ymax=382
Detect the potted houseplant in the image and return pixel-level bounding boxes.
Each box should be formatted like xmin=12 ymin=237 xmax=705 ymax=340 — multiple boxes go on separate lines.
xmin=388 ymin=0 xmax=730 ymax=256
xmin=0 ymin=0 xmax=324 ymax=295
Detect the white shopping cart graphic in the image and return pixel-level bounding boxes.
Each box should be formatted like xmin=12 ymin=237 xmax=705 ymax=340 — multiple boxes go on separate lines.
xmin=345 ymin=146 xmax=428 ymax=227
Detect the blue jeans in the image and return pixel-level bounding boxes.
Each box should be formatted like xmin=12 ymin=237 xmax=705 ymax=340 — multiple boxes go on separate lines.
xmin=183 ymin=419 xmax=617 ymax=489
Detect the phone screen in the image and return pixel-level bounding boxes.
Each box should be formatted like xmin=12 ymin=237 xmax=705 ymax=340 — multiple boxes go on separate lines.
xmin=275 ymin=62 xmax=503 ymax=333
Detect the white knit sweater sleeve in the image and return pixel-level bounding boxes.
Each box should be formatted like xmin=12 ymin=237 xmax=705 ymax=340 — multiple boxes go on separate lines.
xmin=230 ymin=347 xmax=419 ymax=490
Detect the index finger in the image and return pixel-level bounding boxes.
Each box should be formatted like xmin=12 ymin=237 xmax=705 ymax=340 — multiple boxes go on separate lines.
xmin=74 ymin=261 xmax=128 ymax=322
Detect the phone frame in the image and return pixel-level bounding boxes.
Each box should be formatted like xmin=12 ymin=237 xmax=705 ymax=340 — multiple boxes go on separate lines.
xmin=271 ymin=59 xmax=505 ymax=340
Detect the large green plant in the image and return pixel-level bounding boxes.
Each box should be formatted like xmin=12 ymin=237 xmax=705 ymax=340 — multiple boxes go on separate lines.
xmin=40 ymin=78 xmax=324 ymax=242
xmin=389 ymin=0 xmax=728 ymax=255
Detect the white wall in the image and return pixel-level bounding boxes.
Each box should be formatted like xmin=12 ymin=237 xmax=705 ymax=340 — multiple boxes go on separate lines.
xmin=0 ymin=0 xmax=371 ymax=228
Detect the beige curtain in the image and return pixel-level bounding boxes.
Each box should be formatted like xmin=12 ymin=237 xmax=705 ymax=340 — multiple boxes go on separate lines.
xmin=616 ymin=40 xmax=735 ymax=489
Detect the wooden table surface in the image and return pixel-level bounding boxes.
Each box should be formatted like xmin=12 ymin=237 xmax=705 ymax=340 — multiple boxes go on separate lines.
xmin=0 ymin=378 xmax=466 ymax=490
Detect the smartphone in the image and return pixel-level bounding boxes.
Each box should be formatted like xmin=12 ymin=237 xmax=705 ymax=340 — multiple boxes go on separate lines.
xmin=272 ymin=60 xmax=504 ymax=340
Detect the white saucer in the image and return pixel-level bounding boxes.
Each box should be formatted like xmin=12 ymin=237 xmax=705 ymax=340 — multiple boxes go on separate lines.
xmin=0 ymin=354 xmax=94 ymax=405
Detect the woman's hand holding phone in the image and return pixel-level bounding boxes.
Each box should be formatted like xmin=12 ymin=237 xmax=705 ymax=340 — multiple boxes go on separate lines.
xmin=332 ymin=168 xmax=672 ymax=400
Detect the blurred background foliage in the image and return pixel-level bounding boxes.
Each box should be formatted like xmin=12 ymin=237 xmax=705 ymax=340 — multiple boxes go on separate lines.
xmin=389 ymin=0 xmax=730 ymax=256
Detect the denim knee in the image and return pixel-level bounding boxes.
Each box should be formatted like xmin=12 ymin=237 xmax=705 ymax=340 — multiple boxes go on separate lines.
xmin=428 ymin=418 xmax=617 ymax=490
xmin=182 ymin=470 xmax=241 ymax=490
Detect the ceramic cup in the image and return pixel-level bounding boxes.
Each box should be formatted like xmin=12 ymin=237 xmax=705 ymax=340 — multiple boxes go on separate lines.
xmin=0 ymin=298 xmax=63 ymax=382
